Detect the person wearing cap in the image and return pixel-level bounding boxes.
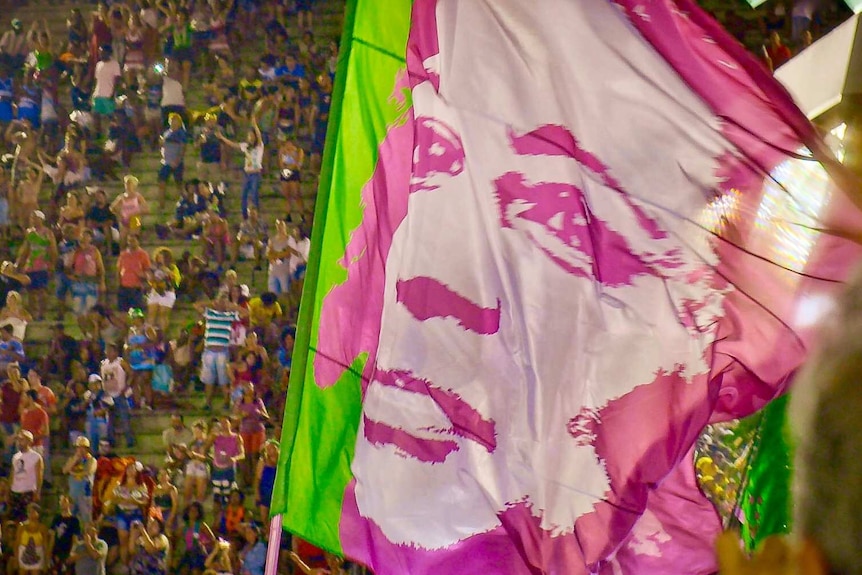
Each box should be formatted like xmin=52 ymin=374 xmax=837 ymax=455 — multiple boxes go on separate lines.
xmin=15 ymin=210 xmax=58 ymax=321
xmin=62 ymin=436 xmax=97 ymax=523
xmin=9 ymin=430 xmax=43 ymax=522
xmin=84 ymin=373 xmax=114 ymax=453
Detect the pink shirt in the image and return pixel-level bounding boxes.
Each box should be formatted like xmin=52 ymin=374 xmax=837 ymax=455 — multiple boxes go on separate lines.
xmin=212 ymin=434 xmax=240 ymax=469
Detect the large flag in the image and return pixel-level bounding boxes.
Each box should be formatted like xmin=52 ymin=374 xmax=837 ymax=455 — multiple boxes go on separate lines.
xmin=272 ymin=1 xmax=862 ymax=574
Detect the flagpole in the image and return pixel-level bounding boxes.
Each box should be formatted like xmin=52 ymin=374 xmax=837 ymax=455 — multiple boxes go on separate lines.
xmin=264 ymin=513 xmax=283 ymax=575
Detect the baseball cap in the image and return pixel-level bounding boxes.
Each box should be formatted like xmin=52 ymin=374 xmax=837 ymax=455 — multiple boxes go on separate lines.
xmin=75 ymin=436 xmax=91 ymax=448
xmin=11 ymin=19 xmax=22 ymax=30
xmin=19 ymin=430 xmax=33 ymax=441
xmin=88 ymin=373 xmax=102 ymax=383
xmin=33 ymin=210 xmax=45 ymax=220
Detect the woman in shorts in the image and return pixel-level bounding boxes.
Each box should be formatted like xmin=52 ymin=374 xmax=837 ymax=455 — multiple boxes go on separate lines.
xmin=165 ymin=8 xmax=194 ymax=88
xmin=106 ymin=462 xmax=149 ymax=567
xmin=146 ymin=247 xmax=180 ymax=331
xmin=209 ymin=417 xmax=243 ymax=514
xmin=278 ymin=137 xmax=304 ymax=216
xmin=184 ymin=421 xmax=210 ymax=505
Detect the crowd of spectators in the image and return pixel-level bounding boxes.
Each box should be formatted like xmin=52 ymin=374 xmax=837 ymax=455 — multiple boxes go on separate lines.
xmin=0 ymin=0 xmax=345 ymax=574
xmin=700 ymin=0 xmax=854 ymax=72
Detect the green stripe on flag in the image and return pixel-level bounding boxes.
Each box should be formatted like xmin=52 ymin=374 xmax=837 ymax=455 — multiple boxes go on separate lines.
xmin=271 ymin=0 xmax=413 ymax=556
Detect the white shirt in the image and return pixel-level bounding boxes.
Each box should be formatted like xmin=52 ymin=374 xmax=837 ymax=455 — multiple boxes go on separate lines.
xmin=93 ymin=59 xmax=121 ymax=99
xmin=101 ymin=357 xmax=128 ymax=398
xmin=141 ymin=7 xmax=159 ymax=29
xmin=240 ymin=142 xmax=264 ymax=173
xmin=288 ymin=236 xmax=310 ymax=273
xmin=161 ymin=76 xmax=185 ymax=107
xmin=11 ymin=449 xmax=41 ymax=493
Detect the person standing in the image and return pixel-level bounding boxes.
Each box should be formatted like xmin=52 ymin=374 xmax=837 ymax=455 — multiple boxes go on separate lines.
xmin=194 ymin=293 xmax=247 ymax=410
xmin=197 ymin=112 xmax=222 ymax=185
xmin=128 ymin=517 xmax=170 ymax=575
xmin=208 ymin=416 xmax=244 ymax=514
xmin=217 ymin=117 xmax=263 ymax=219
xmin=69 ymin=229 xmax=106 ymax=318
xmin=100 ymin=343 xmax=134 ymax=448
xmin=117 ymin=235 xmax=151 ymax=312
xmin=16 ymin=210 xmax=58 ymax=321
xmin=162 ymin=414 xmax=193 ymax=452
xmin=50 ymin=495 xmax=82 ymax=575
xmin=266 ymin=219 xmax=298 ymax=296
xmin=157 ymin=113 xmax=188 ymax=209
xmin=70 ymin=524 xmax=108 ymax=575
xmin=0 ymin=363 xmax=26 ymax=466
xmin=14 ymin=503 xmax=50 ymax=575
xmin=84 ymin=374 xmax=114 ymax=452
xmin=239 ymin=523 xmax=267 ymax=575
xmin=19 ymin=391 xmax=49 ymax=489
xmin=92 ymin=44 xmax=122 ymax=139
xmin=9 ymin=431 xmax=43 ymax=523
xmin=62 ymin=436 xmax=97 ymax=523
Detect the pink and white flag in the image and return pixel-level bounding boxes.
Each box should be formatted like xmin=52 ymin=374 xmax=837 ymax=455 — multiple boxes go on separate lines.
xmin=310 ymin=1 xmax=862 ymax=573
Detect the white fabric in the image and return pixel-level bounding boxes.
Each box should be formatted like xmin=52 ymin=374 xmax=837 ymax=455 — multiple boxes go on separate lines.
xmin=240 ymin=142 xmax=265 ymax=173
xmin=100 ymin=357 xmax=128 ymax=399
xmin=93 ymin=60 xmax=121 ymax=99
xmin=352 ymin=0 xmax=730 ymax=549
xmin=147 ymin=289 xmax=177 ymax=308
xmin=288 ymin=236 xmax=309 ymax=273
xmin=161 ymin=76 xmax=186 ymax=107
xmin=141 ymin=8 xmax=159 ymax=29
xmin=11 ymin=449 xmax=41 ymax=493
xmin=0 ymin=317 xmax=27 ymax=340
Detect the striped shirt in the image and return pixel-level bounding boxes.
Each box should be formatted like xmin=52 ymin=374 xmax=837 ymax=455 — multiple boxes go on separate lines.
xmin=203 ymin=308 xmax=238 ymax=348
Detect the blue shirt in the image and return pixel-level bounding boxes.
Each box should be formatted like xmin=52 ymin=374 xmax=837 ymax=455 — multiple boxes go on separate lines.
xmin=242 ymin=541 xmax=267 ymax=575
xmin=0 ymin=338 xmax=23 ymax=360
xmin=161 ymin=128 xmax=188 ymax=167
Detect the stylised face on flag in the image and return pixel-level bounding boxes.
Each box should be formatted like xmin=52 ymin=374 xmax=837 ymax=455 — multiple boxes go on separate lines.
xmin=316 ymin=1 xmax=742 ymax=570
xmin=286 ymin=0 xmax=862 ymax=573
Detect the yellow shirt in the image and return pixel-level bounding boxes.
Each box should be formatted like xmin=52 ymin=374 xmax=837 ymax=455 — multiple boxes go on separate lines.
xmin=248 ymin=298 xmax=282 ymax=328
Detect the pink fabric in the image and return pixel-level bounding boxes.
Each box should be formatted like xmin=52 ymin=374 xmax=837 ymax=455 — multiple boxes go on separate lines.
xmin=319 ymin=1 xmax=862 ymax=574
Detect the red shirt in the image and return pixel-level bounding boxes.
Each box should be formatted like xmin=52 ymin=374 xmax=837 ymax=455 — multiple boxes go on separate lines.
xmin=0 ymin=380 xmax=21 ymax=425
xmin=20 ymin=404 xmax=49 ymax=443
xmin=766 ymin=44 xmax=792 ymax=69
xmin=35 ymin=386 xmax=57 ymax=414
xmin=118 ymin=248 xmax=151 ymax=288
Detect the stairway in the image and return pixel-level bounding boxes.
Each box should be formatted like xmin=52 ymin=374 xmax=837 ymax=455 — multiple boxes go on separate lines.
xmin=1 ymin=0 xmax=346 ymax=525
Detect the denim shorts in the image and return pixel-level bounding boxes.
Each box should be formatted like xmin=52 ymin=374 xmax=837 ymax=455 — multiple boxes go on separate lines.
xmin=200 ymin=349 xmax=230 ymax=386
